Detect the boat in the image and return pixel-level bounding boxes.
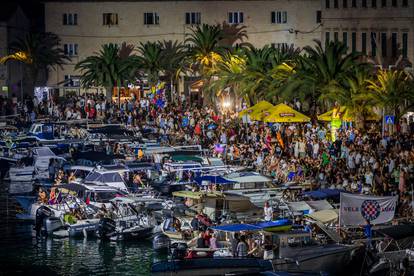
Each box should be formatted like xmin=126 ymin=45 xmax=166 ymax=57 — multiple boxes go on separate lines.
xmin=5 ymin=147 xmax=66 ymax=182
xmin=220 ymin=172 xmax=282 ymax=207
xmin=172 ymin=190 xmax=263 ymax=222
xmin=95 ymin=201 xmax=156 ymax=241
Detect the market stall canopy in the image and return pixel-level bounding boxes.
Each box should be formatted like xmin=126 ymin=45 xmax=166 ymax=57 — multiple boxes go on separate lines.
xmin=317 ymin=107 xmax=380 ymax=122
xmin=263 ymin=103 xmax=310 ymax=123
xmin=238 ymin=101 xmax=274 ymax=121
xmin=306 ymin=209 xmax=339 ymax=224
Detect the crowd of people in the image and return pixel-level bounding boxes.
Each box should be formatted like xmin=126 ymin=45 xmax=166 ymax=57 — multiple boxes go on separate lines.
xmin=3 ymin=92 xmax=414 ymax=218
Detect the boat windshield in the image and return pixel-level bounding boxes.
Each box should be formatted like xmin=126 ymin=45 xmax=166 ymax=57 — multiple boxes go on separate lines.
xmin=85 ymin=172 xmax=123 ymax=184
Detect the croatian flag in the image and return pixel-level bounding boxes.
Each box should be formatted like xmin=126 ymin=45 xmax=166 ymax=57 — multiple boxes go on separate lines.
xmin=339 ymin=193 xmax=398 ymax=226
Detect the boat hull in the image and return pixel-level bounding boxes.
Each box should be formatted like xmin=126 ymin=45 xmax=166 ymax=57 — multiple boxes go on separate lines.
xmin=151 ymin=258 xmax=273 ymax=276
xmin=274 ymin=245 xmax=359 ymax=275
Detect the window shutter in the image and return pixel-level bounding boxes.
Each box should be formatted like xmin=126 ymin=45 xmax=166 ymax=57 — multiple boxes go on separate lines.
xmin=185 ymin=13 xmax=190 ymax=24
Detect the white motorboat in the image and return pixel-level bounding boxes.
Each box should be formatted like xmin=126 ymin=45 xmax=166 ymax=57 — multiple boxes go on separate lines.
xmin=6 ymin=147 xmax=66 ymax=182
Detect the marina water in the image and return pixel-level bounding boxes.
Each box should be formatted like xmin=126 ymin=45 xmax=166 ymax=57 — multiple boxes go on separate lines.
xmin=0 ymin=182 xmax=155 ymax=276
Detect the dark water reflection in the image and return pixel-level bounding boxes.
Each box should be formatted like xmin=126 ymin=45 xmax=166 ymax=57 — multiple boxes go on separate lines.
xmin=0 ymin=182 xmax=154 ymax=276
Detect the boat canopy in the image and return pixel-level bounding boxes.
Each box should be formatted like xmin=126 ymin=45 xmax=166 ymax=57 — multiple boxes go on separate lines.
xmin=302 ymin=188 xmax=344 ymax=199
xmin=172 ymin=190 xmax=224 ymax=200
xmin=212 ymin=220 xmax=291 ymax=232
xmin=171 ymin=155 xmax=203 ymax=162
xmin=225 ymin=172 xmax=272 ymax=183
xmin=306 ymin=209 xmax=339 ymax=223
xmin=194 ymin=175 xmax=236 ymax=185
xmin=305 ymin=200 xmax=333 ymax=211
xmin=33 ymin=147 xmax=56 ymax=157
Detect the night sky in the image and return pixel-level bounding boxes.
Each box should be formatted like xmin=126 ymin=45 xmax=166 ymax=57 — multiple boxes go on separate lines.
xmin=4 ymin=0 xmax=44 ymax=31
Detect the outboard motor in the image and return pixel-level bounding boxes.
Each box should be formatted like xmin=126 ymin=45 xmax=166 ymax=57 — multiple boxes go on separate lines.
xmin=170 ymin=242 xmax=188 ymax=260
xmin=152 ymin=233 xmax=171 ymax=254
xmin=97 ymin=218 xmax=116 ymax=239
xmin=35 ymin=206 xmax=53 ymax=236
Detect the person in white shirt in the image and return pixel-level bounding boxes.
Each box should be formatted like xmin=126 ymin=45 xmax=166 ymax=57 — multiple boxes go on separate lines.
xmin=264 ymin=201 xmax=273 ymax=221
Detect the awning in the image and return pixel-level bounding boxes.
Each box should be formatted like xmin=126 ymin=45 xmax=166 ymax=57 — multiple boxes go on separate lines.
xmin=263 ymin=103 xmax=311 ymax=123
xmin=238 ymin=101 xmax=274 ymax=121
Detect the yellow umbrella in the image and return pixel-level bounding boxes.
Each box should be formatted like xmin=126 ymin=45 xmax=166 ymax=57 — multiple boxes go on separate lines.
xmin=238 ymin=101 xmax=274 ymax=120
xmin=263 ymin=103 xmax=311 ymax=123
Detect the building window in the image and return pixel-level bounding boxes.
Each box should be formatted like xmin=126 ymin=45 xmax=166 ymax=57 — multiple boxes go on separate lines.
xmin=362 ymin=0 xmax=367 ymax=7
xmin=326 ymin=0 xmax=330 ymax=8
xmin=343 ymin=0 xmax=348 ymax=8
xmin=343 ymin=32 xmax=348 ymax=49
xmin=372 ymin=0 xmax=377 ymax=7
xmin=64 ymin=75 xmax=80 ymax=87
xmin=271 ymin=11 xmax=287 ymax=24
xmin=371 ymin=32 xmax=377 ymax=57
xmin=391 ymin=0 xmax=397 ymax=6
xmin=351 ymin=32 xmax=357 ymax=52
xmin=326 ymin=32 xmax=330 ymax=43
xmin=402 ymin=0 xmax=408 ymax=6
xmin=391 ymin=32 xmax=397 ymax=57
xmin=334 ymin=0 xmax=339 ymax=8
xmin=185 ymin=12 xmax=201 ymax=25
xmin=144 ymin=12 xmax=159 ymax=25
xmin=381 ymin=0 xmax=387 ymax=7
xmin=362 ymin=32 xmax=367 ymax=54
xmin=64 ymin=43 xmax=78 ymax=56
xmin=402 ymin=33 xmax=408 ymax=58
xmin=228 ymin=12 xmax=244 ymax=24
xmin=381 ymin=33 xmax=387 ymax=57
xmin=63 ymin=13 xmax=78 ymax=25
xmin=103 ymin=13 xmax=118 ymax=26
xmin=334 ymin=32 xmax=339 ymax=42
xmin=352 ymin=0 xmax=357 ymax=7
xmin=316 ymin=11 xmax=322 ymax=23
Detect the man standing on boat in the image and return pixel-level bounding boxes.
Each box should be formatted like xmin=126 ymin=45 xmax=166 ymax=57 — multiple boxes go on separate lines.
xmin=264 ymin=201 xmax=273 ymax=221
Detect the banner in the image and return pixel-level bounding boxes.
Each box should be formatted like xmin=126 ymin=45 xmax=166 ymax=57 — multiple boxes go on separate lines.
xmin=340 ymin=193 xmax=397 ymax=226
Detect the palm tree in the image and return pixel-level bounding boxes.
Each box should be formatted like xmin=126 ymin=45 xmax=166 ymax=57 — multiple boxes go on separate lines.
xmin=279 ymin=40 xmax=361 ymax=116
xmin=136 ymin=41 xmax=163 ymax=86
xmin=367 ymin=69 xmax=414 ymax=122
xmin=323 ymin=66 xmax=376 ymax=129
xmin=185 ymin=24 xmax=224 ymax=77
xmin=8 ymin=32 xmax=69 ymax=89
xmin=218 ymin=22 xmax=249 ymax=48
xmin=158 ymin=40 xmax=187 ymax=101
xmin=75 ymin=43 xmax=136 ymax=101
xmin=204 ymin=51 xmax=246 ymax=103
